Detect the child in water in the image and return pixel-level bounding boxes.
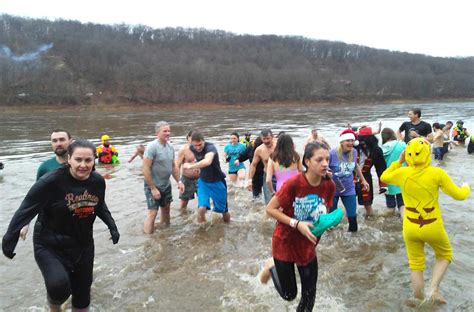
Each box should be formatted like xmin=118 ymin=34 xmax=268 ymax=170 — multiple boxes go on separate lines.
xmin=259 ymin=142 xmax=336 ymax=311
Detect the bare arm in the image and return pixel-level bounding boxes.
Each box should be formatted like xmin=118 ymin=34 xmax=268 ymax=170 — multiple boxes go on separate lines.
xmin=143 ymin=158 xmax=156 ymax=191
xmin=174 ymin=146 xmax=186 ymax=176
xmin=184 ymin=152 xmax=214 ymax=170
xmin=266 ymin=158 xmax=275 ymax=194
xmin=396 ymin=128 xmax=404 ymax=141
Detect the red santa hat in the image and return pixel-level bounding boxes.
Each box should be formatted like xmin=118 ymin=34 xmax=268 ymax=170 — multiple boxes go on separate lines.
xmin=358 ymin=126 xmax=373 ymax=136
xmin=339 ymin=129 xmax=359 ymax=146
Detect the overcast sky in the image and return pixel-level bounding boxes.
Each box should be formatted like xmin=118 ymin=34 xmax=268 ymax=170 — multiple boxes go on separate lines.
xmin=2 ymin=0 xmax=473 ymax=58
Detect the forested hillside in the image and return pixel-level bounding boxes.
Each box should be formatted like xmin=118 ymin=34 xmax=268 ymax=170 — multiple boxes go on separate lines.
xmin=1 ymin=14 xmax=473 ymax=106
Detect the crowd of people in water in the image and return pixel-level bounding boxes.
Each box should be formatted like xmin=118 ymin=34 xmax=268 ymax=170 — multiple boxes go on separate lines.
xmin=1 ymin=107 xmax=472 ymax=311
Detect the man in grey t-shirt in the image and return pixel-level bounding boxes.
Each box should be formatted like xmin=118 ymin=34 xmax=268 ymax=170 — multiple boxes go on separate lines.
xmin=143 ymin=121 xmax=184 ymax=233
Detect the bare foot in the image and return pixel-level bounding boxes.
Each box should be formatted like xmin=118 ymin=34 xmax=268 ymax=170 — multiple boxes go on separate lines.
xmin=430 ymin=290 xmax=447 ymax=304
xmin=223 ymin=212 xmax=231 ymax=223
xmin=259 ymin=258 xmax=274 ymax=284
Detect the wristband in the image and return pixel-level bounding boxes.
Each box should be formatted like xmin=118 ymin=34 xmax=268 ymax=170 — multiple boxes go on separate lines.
xmin=289 ymin=218 xmax=298 ymax=228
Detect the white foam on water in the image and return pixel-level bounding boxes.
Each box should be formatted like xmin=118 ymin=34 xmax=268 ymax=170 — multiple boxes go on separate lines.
xmin=142 ymin=295 xmax=156 ymax=308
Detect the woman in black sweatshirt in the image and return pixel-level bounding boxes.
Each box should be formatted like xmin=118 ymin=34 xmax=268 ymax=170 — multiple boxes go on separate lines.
xmin=2 ymin=139 xmax=119 ymax=311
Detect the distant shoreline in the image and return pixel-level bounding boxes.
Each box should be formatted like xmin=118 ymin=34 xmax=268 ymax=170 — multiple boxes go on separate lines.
xmin=1 ymin=98 xmax=473 ymax=113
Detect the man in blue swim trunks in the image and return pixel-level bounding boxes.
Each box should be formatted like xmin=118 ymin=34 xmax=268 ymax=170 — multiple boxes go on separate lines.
xmin=184 ymin=132 xmax=230 ymax=223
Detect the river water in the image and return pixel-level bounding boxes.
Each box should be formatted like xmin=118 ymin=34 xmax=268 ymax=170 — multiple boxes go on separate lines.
xmin=0 ymin=102 xmax=473 ymax=311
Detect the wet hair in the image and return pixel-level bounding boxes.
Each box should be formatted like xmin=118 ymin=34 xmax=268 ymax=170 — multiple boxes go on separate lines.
xmin=303 ymin=141 xmax=329 ymax=171
xmin=67 ymin=139 xmax=95 ymax=156
xmin=446 ymin=121 xmax=453 ymax=126
xmin=260 ymin=129 xmax=273 ymax=137
xmin=381 ymin=128 xmax=397 ymax=144
xmin=155 ymin=121 xmax=169 ymax=132
xmin=253 ymin=136 xmax=263 ymax=148
xmin=277 ymin=131 xmax=286 ymax=138
xmin=52 ymin=128 xmax=71 ymax=139
xmin=432 ymin=122 xmax=441 ymax=130
xmin=186 ymin=130 xmax=195 ymax=139
xmin=271 ymin=134 xmax=300 ymax=168
xmin=358 ymin=134 xmax=379 ymax=157
xmin=230 ymin=132 xmax=239 ymax=140
xmin=191 ymin=132 xmax=205 ymax=142
xmin=411 ymin=108 xmax=421 ymax=118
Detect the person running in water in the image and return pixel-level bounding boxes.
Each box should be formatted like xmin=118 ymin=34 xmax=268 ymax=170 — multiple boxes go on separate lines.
xmin=223 ymin=132 xmax=247 ymax=187
xmin=381 ymin=128 xmax=406 ymax=217
xmin=143 ymin=121 xmax=184 ymax=233
xmin=175 ymin=130 xmax=200 ymax=211
xmin=185 ymin=132 xmax=230 ymax=223
xmin=266 ymin=133 xmax=303 ymax=195
xmin=247 ymin=129 xmax=276 ymax=204
xmin=21 ymin=129 xmax=73 ymax=240
xmin=356 ymin=127 xmax=387 ymax=217
xmin=329 ymin=129 xmax=369 ymax=232
xmin=259 ymin=142 xmax=336 ymax=311
xmin=381 ymin=138 xmax=470 ymax=304
xmin=238 ymin=137 xmax=264 ymax=199
xmin=2 ymin=139 xmax=120 ymax=312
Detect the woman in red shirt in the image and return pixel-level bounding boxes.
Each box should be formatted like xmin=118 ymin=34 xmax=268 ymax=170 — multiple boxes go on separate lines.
xmin=259 ymin=141 xmax=335 ymax=311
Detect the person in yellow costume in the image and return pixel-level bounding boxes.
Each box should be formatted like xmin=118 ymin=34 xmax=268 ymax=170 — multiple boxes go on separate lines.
xmin=96 ymin=134 xmax=119 ymax=164
xmin=381 ymin=137 xmax=470 ymax=304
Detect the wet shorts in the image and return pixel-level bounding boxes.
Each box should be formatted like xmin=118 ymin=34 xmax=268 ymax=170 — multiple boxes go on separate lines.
xmin=385 ymin=193 xmax=404 ymax=209
xmin=179 ymin=175 xmax=198 ymax=201
xmin=197 ymin=178 xmax=228 ymax=213
xmin=144 ymin=183 xmax=172 ymax=209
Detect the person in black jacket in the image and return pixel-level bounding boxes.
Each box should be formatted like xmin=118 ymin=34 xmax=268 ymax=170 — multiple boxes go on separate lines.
xmin=356 ymin=127 xmax=387 ymax=217
xmin=238 ymin=137 xmax=264 ymax=199
xmin=2 ymin=139 xmax=119 ymax=311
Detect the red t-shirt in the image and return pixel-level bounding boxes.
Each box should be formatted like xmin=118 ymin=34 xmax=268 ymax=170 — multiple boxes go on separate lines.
xmin=272 ymin=172 xmax=335 ymax=266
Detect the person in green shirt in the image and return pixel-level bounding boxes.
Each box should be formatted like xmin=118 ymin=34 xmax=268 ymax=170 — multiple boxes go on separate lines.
xmin=21 ymin=129 xmax=72 ymax=239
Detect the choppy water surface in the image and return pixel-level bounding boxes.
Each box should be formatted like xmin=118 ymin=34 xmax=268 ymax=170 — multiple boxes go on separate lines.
xmin=0 ymin=102 xmax=473 ymax=311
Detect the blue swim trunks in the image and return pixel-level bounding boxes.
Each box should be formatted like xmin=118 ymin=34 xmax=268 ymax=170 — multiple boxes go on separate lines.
xmin=197 ymin=178 xmax=228 ymax=213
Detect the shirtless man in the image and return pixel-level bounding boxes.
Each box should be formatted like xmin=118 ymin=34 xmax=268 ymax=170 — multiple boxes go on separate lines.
xmin=247 ymin=129 xmax=276 ymax=204
xmin=303 ymin=128 xmax=330 ymax=149
xmin=175 ymin=131 xmax=200 ymax=211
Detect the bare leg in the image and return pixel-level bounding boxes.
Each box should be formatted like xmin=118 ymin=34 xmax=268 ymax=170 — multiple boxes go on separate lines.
xmin=228 ymin=174 xmax=237 ymax=184
xmin=223 ymin=211 xmax=231 ymax=223
xmin=180 ymin=199 xmax=189 ymax=214
xmin=411 ymin=270 xmax=425 ymax=300
xmin=160 ymin=203 xmax=171 ymax=226
xmin=144 ymin=209 xmax=158 ymax=234
xmin=365 ymin=205 xmax=373 ymax=217
xmin=399 ymin=205 xmax=405 ymax=220
xmin=197 ymin=207 xmax=207 ymax=223
xmin=49 ymin=304 xmax=62 ymax=312
xmin=237 ymin=169 xmax=246 ymax=186
xmin=429 ymin=259 xmax=449 ymax=304
xmin=259 ymin=258 xmax=274 ymax=284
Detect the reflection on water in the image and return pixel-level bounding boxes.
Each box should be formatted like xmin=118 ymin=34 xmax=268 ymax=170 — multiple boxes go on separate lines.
xmin=0 ymin=102 xmax=473 ymax=311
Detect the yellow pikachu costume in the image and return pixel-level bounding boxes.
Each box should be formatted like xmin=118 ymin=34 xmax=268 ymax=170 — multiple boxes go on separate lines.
xmin=381 ymin=138 xmax=470 ymax=271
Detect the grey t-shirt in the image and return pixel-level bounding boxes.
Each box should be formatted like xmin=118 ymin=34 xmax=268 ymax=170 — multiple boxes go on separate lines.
xmin=144 ymin=139 xmax=175 ymax=189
